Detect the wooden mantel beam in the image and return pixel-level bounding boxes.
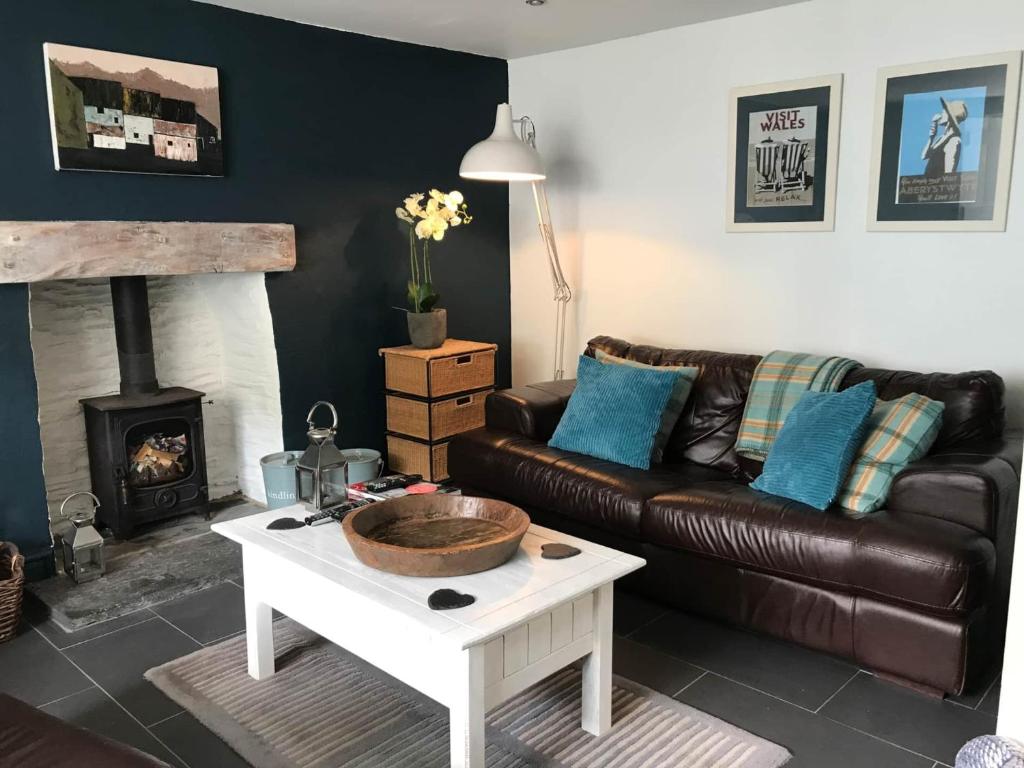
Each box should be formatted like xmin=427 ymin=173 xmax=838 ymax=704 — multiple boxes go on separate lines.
xmin=0 ymin=221 xmax=296 ymax=284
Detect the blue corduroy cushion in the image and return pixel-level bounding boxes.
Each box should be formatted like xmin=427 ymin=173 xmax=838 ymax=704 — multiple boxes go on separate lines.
xmin=751 ymin=380 xmax=877 ymax=510
xmin=549 ymin=355 xmax=682 ymax=470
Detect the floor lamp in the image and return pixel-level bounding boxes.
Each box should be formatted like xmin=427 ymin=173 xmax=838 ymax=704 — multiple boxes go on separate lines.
xmin=460 ymin=104 xmax=572 ymax=381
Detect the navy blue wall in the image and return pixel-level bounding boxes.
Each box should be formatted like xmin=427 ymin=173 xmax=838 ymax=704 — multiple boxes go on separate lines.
xmin=0 ymin=0 xmax=510 ymax=578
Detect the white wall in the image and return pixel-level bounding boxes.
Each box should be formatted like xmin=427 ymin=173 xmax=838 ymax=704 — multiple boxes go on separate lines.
xmin=1002 ymin=493 xmax=1024 ymax=738
xmin=28 ymin=273 xmax=283 ymax=531
xmin=508 ymin=0 xmax=1024 ymax=428
xmin=509 ymin=0 xmax=1024 ymax=736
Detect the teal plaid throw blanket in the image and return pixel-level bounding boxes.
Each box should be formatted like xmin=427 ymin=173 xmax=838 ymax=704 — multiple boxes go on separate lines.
xmin=736 ymin=351 xmax=860 ymax=461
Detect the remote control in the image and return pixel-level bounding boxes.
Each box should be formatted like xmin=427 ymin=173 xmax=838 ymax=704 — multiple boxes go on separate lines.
xmin=364 ymin=474 xmax=422 ymax=493
xmin=304 ymin=499 xmax=370 ymax=526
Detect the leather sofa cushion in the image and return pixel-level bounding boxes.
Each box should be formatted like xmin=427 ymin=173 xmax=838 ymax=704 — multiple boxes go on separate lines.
xmin=841 ymin=367 xmax=1005 ymax=450
xmin=643 ymin=483 xmax=995 ymax=616
xmin=586 ymin=336 xmax=761 ymax=477
xmin=447 ymin=428 xmax=731 ymax=537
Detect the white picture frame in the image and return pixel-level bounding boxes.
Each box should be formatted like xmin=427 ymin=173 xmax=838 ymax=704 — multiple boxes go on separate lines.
xmin=867 ymin=51 xmax=1022 ymax=232
xmin=727 ymin=74 xmax=843 ymax=232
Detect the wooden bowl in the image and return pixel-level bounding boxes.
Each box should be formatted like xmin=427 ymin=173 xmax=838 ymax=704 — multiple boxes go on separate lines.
xmin=342 ymin=495 xmax=530 ymax=577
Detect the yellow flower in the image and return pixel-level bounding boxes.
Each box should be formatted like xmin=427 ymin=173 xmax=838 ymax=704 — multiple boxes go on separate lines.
xmin=413 ymin=213 xmax=449 ymax=241
xmin=400 ymin=189 xmax=470 ymax=239
xmin=404 ymin=193 xmax=425 ymax=218
xmin=414 ymin=219 xmax=434 ymax=239
xmin=429 ymin=214 xmax=449 ymax=241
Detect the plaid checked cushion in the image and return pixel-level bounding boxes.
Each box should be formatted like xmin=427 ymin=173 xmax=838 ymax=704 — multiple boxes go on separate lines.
xmin=837 ymin=392 xmax=945 ymax=513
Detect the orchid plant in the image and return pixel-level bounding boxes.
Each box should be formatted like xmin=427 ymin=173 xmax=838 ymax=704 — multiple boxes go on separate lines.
xmin=396 ymin=189 xmax=473 ymax=313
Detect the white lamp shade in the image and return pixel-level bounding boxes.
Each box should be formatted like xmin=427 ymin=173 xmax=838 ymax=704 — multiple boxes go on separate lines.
xmin=460 ymin=104 xmax=546 ymax=182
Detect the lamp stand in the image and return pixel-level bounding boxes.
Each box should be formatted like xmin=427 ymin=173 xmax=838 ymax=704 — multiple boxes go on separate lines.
xmin=529 ymin=180 xmax=572 ymax=380
xmin=462 ymin=108 xmax=572 ymax=380
xmin=515 ymin=116 xmax=571 ymax=381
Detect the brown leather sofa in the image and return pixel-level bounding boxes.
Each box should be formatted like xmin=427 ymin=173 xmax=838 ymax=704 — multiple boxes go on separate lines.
xmin=0 ymin=693 xmax=167 ymax=767
xmin=449 ymin=336 xmax=1021 ymax=696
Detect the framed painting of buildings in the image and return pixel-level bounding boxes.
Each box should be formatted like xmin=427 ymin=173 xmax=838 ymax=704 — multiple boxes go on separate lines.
xmin=43 ymin=43 xmax=223 ymax=177
xmin=868 ymin=51 xmax=1021 ymax=231
xmin=727 ymin=74 xmax=843 ymax=232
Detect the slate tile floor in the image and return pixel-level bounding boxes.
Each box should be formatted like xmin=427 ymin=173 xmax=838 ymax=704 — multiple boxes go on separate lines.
xmin=2 ymin=583 xmax=999 ymax=768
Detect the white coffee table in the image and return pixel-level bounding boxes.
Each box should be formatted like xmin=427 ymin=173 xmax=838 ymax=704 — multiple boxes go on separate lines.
xmin=213 ymin=505 xmax=645 ymax=768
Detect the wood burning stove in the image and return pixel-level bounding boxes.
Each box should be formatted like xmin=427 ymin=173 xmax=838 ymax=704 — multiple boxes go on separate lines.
xmin=80 ymin=276 xmax=209 ymax=539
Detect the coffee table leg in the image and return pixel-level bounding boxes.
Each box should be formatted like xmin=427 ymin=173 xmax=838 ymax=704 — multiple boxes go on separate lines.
xmin=243 ymin=550 xmax=275 ymax=680
xmin=582 ymin=582 xmax=613 ymax=736
xmin=450 ymin=645 xmax=486 ymax=768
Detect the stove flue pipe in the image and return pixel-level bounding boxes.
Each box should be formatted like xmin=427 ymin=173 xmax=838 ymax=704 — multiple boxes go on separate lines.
xmin=109 ymin=276 xmax=159 ymax=396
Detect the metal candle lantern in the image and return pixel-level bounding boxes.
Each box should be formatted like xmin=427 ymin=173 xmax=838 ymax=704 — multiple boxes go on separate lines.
xmin=58 ymin=492 xmax=106 ymax=584
xmin=295 ymin=401 xmax=349 ymax=512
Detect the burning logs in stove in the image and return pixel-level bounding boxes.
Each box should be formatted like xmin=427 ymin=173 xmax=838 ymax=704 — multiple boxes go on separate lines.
xmin=129 ymin=433 xmax=190 ymax=487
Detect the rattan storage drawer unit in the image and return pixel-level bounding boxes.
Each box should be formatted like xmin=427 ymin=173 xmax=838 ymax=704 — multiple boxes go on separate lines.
xmin=386 ymin=390 xmax=492 ymax=442
xmin=380 ymin=339 xmax=498 ymax=482
xmin=385 ymin=435 xmax=449 ymax=483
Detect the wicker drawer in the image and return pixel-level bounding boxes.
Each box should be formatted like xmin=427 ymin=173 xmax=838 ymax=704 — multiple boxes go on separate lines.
xmin=382 ymin=340 xmax=496 ymax=398
xmin=386 ymin=435 xmax=449 ymax=482
xmin=427 ymin=350 xmax=495 ymax=398
xmin=387 ymin=390 xmax=491 ymax=442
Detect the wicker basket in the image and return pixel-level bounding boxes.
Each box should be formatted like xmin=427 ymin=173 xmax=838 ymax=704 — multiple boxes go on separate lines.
xmin=381 ymin=340 xmax=497 ymax=398
xmin=386 ymin=435 xmax=450 ymax=482
xmin=0 ymin=542 xmax=25 ymax=643
xmin=386 ymin=390 xmax=491 ymax=441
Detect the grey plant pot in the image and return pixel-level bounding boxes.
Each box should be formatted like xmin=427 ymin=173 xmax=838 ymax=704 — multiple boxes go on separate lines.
xmin=407 ymin=308 xmax=447 ymax=349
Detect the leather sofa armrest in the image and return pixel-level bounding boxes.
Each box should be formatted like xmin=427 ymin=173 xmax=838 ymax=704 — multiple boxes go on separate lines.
xmin=887 ymin=437 xmax=1021 ymax=538
xmin=485 ymin=379 xmax=576 ymax=441
xmin=0 ymin=692 xmax=169 ymax=767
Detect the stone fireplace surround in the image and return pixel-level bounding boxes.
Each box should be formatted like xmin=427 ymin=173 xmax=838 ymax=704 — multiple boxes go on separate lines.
xmin=0 ymin=220 xmax=296 ymax=539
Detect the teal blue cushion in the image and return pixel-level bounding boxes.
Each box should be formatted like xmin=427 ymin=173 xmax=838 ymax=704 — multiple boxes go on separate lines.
xmin=549 ymin=355 xmax=681 ymax=470
xmin=594 ymin=349 xmax=699 ymax=463
xmin=751 ymin=380 xmax=877 ymax=510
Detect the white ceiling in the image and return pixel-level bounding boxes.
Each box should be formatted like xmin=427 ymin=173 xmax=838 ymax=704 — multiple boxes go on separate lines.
xmin=195 ymin=0 xmax=805 ymax=59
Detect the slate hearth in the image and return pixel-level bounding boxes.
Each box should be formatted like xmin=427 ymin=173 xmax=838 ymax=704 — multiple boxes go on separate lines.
xmin=28 ymin=501 xmax=253 ymax=632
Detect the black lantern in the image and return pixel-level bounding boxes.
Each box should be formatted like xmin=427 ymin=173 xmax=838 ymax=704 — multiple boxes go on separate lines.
xmin=295 ymin=401 xmax=349 ymax=512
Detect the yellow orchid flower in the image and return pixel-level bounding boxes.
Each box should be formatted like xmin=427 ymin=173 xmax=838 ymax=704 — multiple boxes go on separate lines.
xmin=397 ymin=187 xmax=472 ymax=310
xmin=430 ymin=214 xmax=449 ymax=239
xmin=404 ymin=193 xmax=425 ymax=218
xmin=414 ymin=219 xmax=434 ymax=239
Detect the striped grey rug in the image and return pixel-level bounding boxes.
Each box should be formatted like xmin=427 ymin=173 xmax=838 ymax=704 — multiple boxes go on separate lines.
xmin=146 ymin=619 xmax=790 ymax=768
